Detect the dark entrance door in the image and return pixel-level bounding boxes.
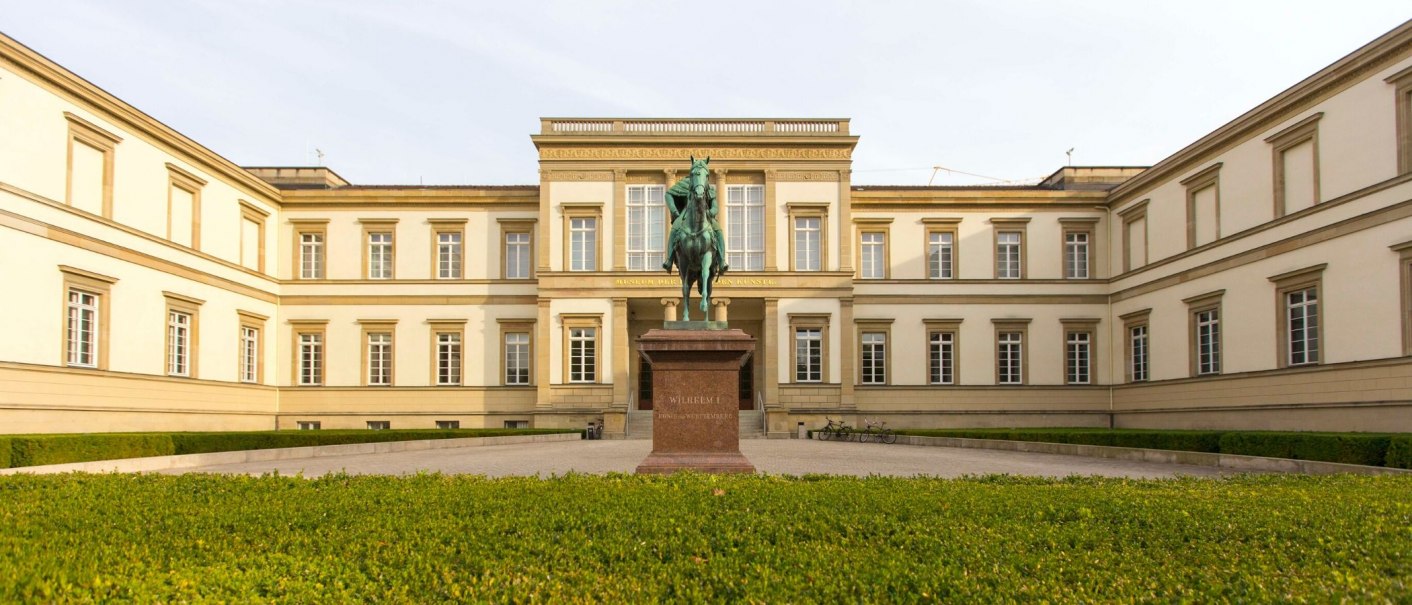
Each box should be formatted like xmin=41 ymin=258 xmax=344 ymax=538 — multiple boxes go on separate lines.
xmin=638 ymin=356 xmax=653 ymax=410
xmin=738 ymin=352 xmax=754 ymax=410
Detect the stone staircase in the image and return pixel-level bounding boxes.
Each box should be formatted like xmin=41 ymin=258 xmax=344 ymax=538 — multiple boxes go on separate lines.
xmin=624 ymin=410 xmax=765 ymax=439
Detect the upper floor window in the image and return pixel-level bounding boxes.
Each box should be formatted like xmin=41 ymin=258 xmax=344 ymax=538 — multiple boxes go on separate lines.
xmin=626 ymin=185 xmax=666 ymax=271
xmin=166 ymin=310 xmax=192 ymax=377
xmin=1065 ymin=330 xmax=1091 ymax=385
xmin=794 ymin=328 xmax=823 ymax=383
xmin=1391 ymin=65 xmax=1412 ymax=175
xmin=66 ymin=289 xmax=100 ymax=368
xmin=367 ymin=231 xmax=394 ymax=279
xmin=239 ymin=202 xmax=269 ymax=273
xmin=505 ymin=332 xmax=531 ymax=385
xmin=725 ymin=185 xmax=765 ymax=271
xmin=367 ymin=331 xmax=393 ymax=386
xmin=63 ymin=113 xmax=121 ymax=218
xmin=860 ymin=232 xmax=887 ymax=279
xmin=437 ymin=231 xmax=463 ymax=279
xmin=794 ymin=217 xmax=822 ymax=271
xmin=996 ymin=232 xmax=1022 ymax=279
xmin=1129 ymin=324 xmax=1149 ymax=382
xmin=1182 ymin=164 xmax=1221 ymax=249
xmin=506 ymin=231 xmax=532 ymax=279
xmin=860 ymin=331 xmax=887 ymax=385
xmin=997 ymin=331 xmax=1023 ymax=385
xmin=1195 ymin=308 xmax=1221 ymax=375
xmin=1271 ymin=264 xmax=1324 ymax=369
xmin=166 ymin=164 xmax=206 ymax=250
xmin=1267 ymin=113 xmax=1322 ymax=217
xmin=297 ymin=332 xmax=324 ymax=386
xmin=928 ymin=330 xmax=955 ymax=385
xmin=569 ymin=217 xmax=598 ymax=272
xmin=568 ymin=327 xmax=597 ymax=383
xmin=928 ymin=231 xmax=954 ymax=279
xmin=1119 ymin=202 xmax=1149 ymax=273
xmin=1064 ymin=232 xmax=1089 ymax=279
xmin=239 ymin=325 xmax=260 ymax=384
xmin=436 ymin=331 xmax=463 ymax=385
xmin=294 ymin=223 xmax=327 ymax=280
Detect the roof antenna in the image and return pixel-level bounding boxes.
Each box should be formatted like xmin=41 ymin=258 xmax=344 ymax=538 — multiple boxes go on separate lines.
xmin=927 ymin=165 xmax=945 ymax=186
xmin=1065 ymin=148 xmax=1074 ymax=166
xmin=315 ymin=148 xmax=325 ymax=167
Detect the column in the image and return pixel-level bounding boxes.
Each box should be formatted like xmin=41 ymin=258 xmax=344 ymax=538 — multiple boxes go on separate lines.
xmin=660 ymin=297 xmax=679 ymax=322
xmin=711 ymin=297 xmax=731 ymax=323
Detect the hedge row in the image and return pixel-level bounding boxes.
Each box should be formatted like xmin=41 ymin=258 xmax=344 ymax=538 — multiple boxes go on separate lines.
xmin=895 ymin=428 xmax=1412 ymax=468
xmin=2 ymin=473 xmax=1410 ymax=601
xmin=1 ymin=429 xmax=579 ymax=469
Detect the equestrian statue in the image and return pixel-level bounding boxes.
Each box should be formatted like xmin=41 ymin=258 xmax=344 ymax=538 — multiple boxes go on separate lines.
xmin=662 ymin=156 xmax=728 ymax=321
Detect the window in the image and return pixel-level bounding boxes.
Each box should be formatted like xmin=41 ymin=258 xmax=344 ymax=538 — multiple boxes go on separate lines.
xmin=794 ymin=217 xmax=822 ymax=271
xmin=292 ymin=220 xmax=328 ymax=280
xmin=1060 ymin=218 xmax=1098 ymax=279
xmin=795 ymin=328 xmax=823 ymax=383
xmin=997 ymin=331 xmax=1023 ymax=385
xmin=66 ymin=289 xmax=100 ymax=368
xmin=929 ymin=331 xmax=956 ymax=385
xmin=296 ymin=330 xmax=324 ymax=386
xmin=1182 ymin=164 xmax=1221 ymax=249
xmin=568 ymin=327 xmax=597 ymax=383
xmin=860 ymin=231 xmax=887 ymax=279
xmin=367 ymin=421 xmax=391 ymax=430
xmin=1267 ymin=113 xmax=1322 ymax=217
xmin=365 ymin=330 xmax=393 ymax=386
xmin=430 ymin=220 xmax=466 ymax=279
xmin=436 ymin=420 xmax=460 ymax=430
xmin=239 ymin=202 xmax=269 ymax=273
xmin=569 ymin=217 xmax=597 ymax=271
xmin=1122 ymin=309 xmax=1151 ymax=383
xmin=1391 ymin=65 xmax=1412 ymax=175
xmin=1271 ymin=264 xmax=1325 ymax=368
xmin=725 ymin=185 xmax=765 ymax=271
xmin=436 ymin=331 xmax=463 ymax=386
xmin=626 ymin=185 xmax=667 ymax=271
xmin=505 ymin=331 xmax=531 ymax=386
xmin=296 ymin=421 xmax=321 ymax=431
xmin=64 ymin=113 xmax=121 ymax=218
xmin=362 ymin=220 xmax=397 ymax=279
xmin=237 ymin=311 xmax=266 ymax=384
xmin=166 ymin=164 xmax=206 ymax=250
xmin=927 ymin=229 xmax=956 ymax=279
xmin=857 ymin=320 xmax=892 ymax=386
xmin=1395 ymin=241 xmax=1412 ymax=356
xmin=504 ymin=420 xmax=529 ymax=429
xmin=995 ymin=233 xmax=1021 ymax=279
xmin=1119 ymin=201 xmax=1149 ymax=273
xmin=1061 ymin=318 xmax=1098 ymax=386
xmin=163 ymin=292 xmax=202 ymax=379
xmin=504 ymin=229 xmax=533 ymax=279
xmin=1194 ymin=309 xmax=1221 ymax=375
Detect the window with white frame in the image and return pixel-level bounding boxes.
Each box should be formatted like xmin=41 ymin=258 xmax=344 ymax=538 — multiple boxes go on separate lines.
xmin=437 ymin=332 xmax=462 ymax=385
xmin=437 ymin=232 xmax=462 ymax=279
xmin=240 ymin=326 xmax=259 ymax=383
xmin=860 ymin=332 xmax=886 ymax=385
xmin=569 ymin=217 xmax=597 ymax=272
xmin=505 ymin=232 xmax=531 ymax=279
xmin=1195 ymin=308 xmax=1221 ymax=375
xmin=298 ymin=332 xmax=323 ymax=386
xmin=794 ymin=328 xmax=823 ymax=382
xmin=725 ymin=185 xmax=765 ymax=271
xmin=1064 ymin=232 xmax=1090 ymax=279
xmin=436 ymin=420 xmax=460 ymax=430
xmin=167 ymin=310 xmax=192 ymax=377
xmin=928 ymin=232 xmax=954 ymax=279
xmin=296 ymin=420 xmax=321 ymax=430
xmin=367 ymin=421 xmax=390 ymax=430
xmin=505 ymin=332 xmax=530 ymax=385
xmin=368 ymin=232 xmax=394 ymax=279
xmin=1287 ymin=287 xmax=1319 ymax=366
xmin=66 ymin=289 xmax=99 ymax=368
xmin=860 ymin=232 xmax=886 ymax=279
xmin=299 ymin=232 xmax=324 ymax=279
xmin=996 ymin=232 xmax=1022 ymax=279
xmin=794 ymin=217 xmax=821 ymax=271
xmin=1066 ymin=331 xmax=1091 ymax=385
xmin=1129 ymin=325 xmax=1149 ymax=382
xmin=929 ymin=331 xmax=955 ymax=385
xmin=367 ymin=332 xmax=392 ymax=386
xmin=997 ymin=331 xmax=1023 ymax=385
xmin=568 ymin=327 xmax=597 ymax=383
xmin=626 ymin=185 xmax=666 ymax=271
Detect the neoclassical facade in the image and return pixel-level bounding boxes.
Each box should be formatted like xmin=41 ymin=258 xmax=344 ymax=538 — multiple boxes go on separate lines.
xmin=3 ymin=22 xmax=1412 ymax=436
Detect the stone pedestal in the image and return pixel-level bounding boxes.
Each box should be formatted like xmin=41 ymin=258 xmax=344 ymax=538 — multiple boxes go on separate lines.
xmin=634 ymin=327 xmax=756 ymax=474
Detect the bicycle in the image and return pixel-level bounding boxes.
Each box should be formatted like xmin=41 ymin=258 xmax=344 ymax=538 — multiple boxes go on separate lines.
xmin=818 ymin=417 xmax=852 ymax=442
xmin=859 ymin=419 xmax=898 ymax=444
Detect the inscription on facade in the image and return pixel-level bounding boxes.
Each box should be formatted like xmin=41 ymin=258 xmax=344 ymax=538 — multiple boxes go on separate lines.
xmin=614 ymin=277 xmax=778 ymax=287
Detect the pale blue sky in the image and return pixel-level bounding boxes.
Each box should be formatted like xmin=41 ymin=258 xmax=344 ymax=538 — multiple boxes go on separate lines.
xmin=3 ymin=1 xmax=1409 ymax=185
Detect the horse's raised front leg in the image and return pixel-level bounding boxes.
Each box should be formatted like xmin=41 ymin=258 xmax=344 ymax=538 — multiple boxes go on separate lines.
xmin=699 ymin=250 xmax=712 ymax=314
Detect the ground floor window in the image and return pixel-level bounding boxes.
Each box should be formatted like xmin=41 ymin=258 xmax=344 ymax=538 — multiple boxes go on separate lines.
xmin=569 ymin=327 xmax=596 ymax=383
xmin=298 ymin=332 xmax=323 ymax=386
xmin=928 ymin=331 xmax=955 ymax=385
xmin=1195 ymin=308 xmax=1221 ymax=375
xmin=1129 ymin=325 xmax=1149 ymax=382
xmin=1066 ymin=331 xmax=1091 ymax=384
xmin=367 ymin=420 xmax=390 ymax=430
xmin=435 ymin=420 xmax=460 ymax=430
xmin=794 ymin=328 xmax=823 ymax=382
xmin=997 ymin=331 xmax=1023 ymax=385
xmin=66 ymin=289 xmax=99 ymax=368
xmin=240 ymin=325 xmax=259 ymax=383
xmin=505 ymin=332 xmax=530 ymax=385
xmin=367 ymin=332 xmax=393 ymax=386
xmin=437 ymin=332 xmax=462 ymax=385
xmin=860 ymin=331 xmax=886 ymax=385
xmin=1287 ymin=287 xmax=1319 ymax=366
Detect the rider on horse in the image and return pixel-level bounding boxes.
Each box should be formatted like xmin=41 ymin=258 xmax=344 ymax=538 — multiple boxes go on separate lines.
xmin=662 ymin=157 xmax=729 ymax=275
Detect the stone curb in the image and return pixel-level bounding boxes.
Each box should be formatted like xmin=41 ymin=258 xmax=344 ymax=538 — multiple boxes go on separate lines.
xmin=0 ymin=432 xmax=582 ymax=475
xmin=866 ymin=434 xmax=1412 ymax=476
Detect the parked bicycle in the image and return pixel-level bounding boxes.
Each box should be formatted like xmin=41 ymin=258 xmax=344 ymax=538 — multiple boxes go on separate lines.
xmin=857 ymin=419 xmax=898 ymax=444
xmin=818 ymin=417 xmax=852 ymax=441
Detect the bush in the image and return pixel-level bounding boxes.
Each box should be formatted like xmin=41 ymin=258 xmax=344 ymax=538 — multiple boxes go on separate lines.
xmin=1387 ymin=437 xmax=1412 ymax=469
xmin=9 ymin=434 xmax=175 ymax=468
xmin=1218 ymin=432 xmax=1392 ymax=466
xmin=0 ymin=438 xmax=10 ymax=469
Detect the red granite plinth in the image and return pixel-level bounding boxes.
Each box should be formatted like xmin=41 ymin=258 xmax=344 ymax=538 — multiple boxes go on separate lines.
xmin=635 ymin=328 xmax=756 ymax=474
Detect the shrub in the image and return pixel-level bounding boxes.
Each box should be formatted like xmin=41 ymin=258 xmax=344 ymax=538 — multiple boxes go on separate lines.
xmin=1387 ymin=437 xmax=1412 ymax=469
xmin=0 ymin=438 xmax=10 ymax=469
xmin=8 ymin=434 xmax=175 ymax=468
xmin=1218 ymin=432 xmax=1392 ymax=466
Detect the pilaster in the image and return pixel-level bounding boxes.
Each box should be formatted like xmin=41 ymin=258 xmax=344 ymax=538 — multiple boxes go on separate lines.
xmin=764 ymin=169 xmax=778 ymax=271
xmin=839 ymin=297 xmax=855 ymax=409
xmin=612 ymin=169 xmax=628 ymax=271
xmin=838 ymin=169 xmax=853 ymax=272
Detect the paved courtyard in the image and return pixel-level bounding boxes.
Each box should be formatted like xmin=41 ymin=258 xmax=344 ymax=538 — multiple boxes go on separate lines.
xmin=161 ymin=439 xmax=1232 ymax=478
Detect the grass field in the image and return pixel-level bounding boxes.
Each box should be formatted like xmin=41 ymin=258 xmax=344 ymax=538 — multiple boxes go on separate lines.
xmin=1 ymin=473 xmax=1409 ymax=602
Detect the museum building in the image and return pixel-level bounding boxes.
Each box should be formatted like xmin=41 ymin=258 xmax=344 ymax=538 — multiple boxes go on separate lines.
xmin=3 ymin=22 xmax=1412 ymax=438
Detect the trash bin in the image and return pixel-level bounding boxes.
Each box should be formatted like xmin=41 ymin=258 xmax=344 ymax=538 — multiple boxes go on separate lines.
xmin=797 ymin=421 xmax=807 ymax=440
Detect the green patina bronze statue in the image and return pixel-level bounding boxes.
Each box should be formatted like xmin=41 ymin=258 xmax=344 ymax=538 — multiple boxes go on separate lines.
xmin=662 ymin=156 xmax=728 ymax=321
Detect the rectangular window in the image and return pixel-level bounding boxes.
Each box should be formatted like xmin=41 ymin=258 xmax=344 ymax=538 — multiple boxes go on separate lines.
xmin=436 ymin=420 xmax=460 ymax=430
xmin=1066 ymin=331 xmax=1091 ymax=385
xmin=367 ymin=332 xmax=392 ymax=386
xmin=569 ymin=217 xmax=597 ymax=272
xmin=505 ymin=231 xmax=532 ymax=279
xmin=166 ymin=165 xmax=205 ymax=250
xmin=167 ymin=310 xmax=192 ymax=377
xmin=1287 ymin=287 xmax=1319 ymax=366
xmin=928 ymin=231 xmax=954 ymax=279
xmin=296 ymin=421 xmax=321 ymax=431
xmin=997 ymin=331 xmax=1023 ymax=385
xmin=299 ymin=232 xmax=324 ymax=279
xmin=65 ymin=113 xmax=120 ymax=218
xmin=568 ymin=327 xmax=597 ymax=383
xmin=1182 ymin=165 xmax=1221 ymax=249
xmin=1268 ymin=113 xmax=1322 ymax=217
xmin=504 ymin=420 xmax=529 ymax=429
xmin=860 ymin=232 xmax=886 ymax=279
xmin=725 ymin=185 xmax=765 ymax=271
xmin=794 ymin=328 xmax=823 ymax=383
xmin=860 ymin=332 xmax=886 ymax=385
xmin=996 ymin=232 xmax=1022 ymax=279
xmin=240 ymin=217 xmax=262 ymax=271
xmin=1064 ymin=232 xmax=1090 ymax=279
xmin=1392 ymin=66 xmax=1412 ymax=175
xmin=66 ymin=289 xmax=99 ymax=368
xmin=794 ymin=217 xmax=822 ymax=272
xmin=437 ymin=232 xmax=463 ymax=279
xmin=368 ymin=231 xmax=394 ymax=279
xmin=298 ymin=332 xmax=323 ymax=386
xmin=505 ymin=332 xmax=531 ymax=385
xmin=1195 ymin=308 xmax=1221 ymax=375
xmin=626 ymin=185 xmax=667 ymax=271
xmin=1129 ymin=325 xmax=1149 ymax=383
xmin=240 ymin=325 xmax=259 ymax=384
xmin=367 ymin=421 xmax=390 ymax=430
xmin=437 ymin=332 xmax=463 ymax=385
xmin=928 ymin=331 xmax=955 ymax=385
xmin=1120 ymin=202 xmax=1149 ymax=272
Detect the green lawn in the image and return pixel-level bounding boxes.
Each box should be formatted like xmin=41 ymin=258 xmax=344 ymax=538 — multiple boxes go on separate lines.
xmin=1 ymin=473 xmax=1408 ymax=602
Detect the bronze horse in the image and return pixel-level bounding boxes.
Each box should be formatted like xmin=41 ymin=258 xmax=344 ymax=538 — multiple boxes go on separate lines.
xmin=663 ymin=157 xmax=727 ymax=321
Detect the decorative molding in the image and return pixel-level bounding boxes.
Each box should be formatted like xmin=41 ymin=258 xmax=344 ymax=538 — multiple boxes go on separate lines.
xmin=539 ymin=147 xmax=852 ymax=160
xmin=543 ymin=170 xmax=614 ymax=181
xmin=773 ymin=171 xmax=840 ymax=182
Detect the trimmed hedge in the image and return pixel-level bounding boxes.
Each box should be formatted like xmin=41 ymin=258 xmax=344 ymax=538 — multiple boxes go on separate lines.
xmin=2 ymin=429 xmax=578 ymax=469
xmin=896 ymin=428 xmax=1409 ymax=467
